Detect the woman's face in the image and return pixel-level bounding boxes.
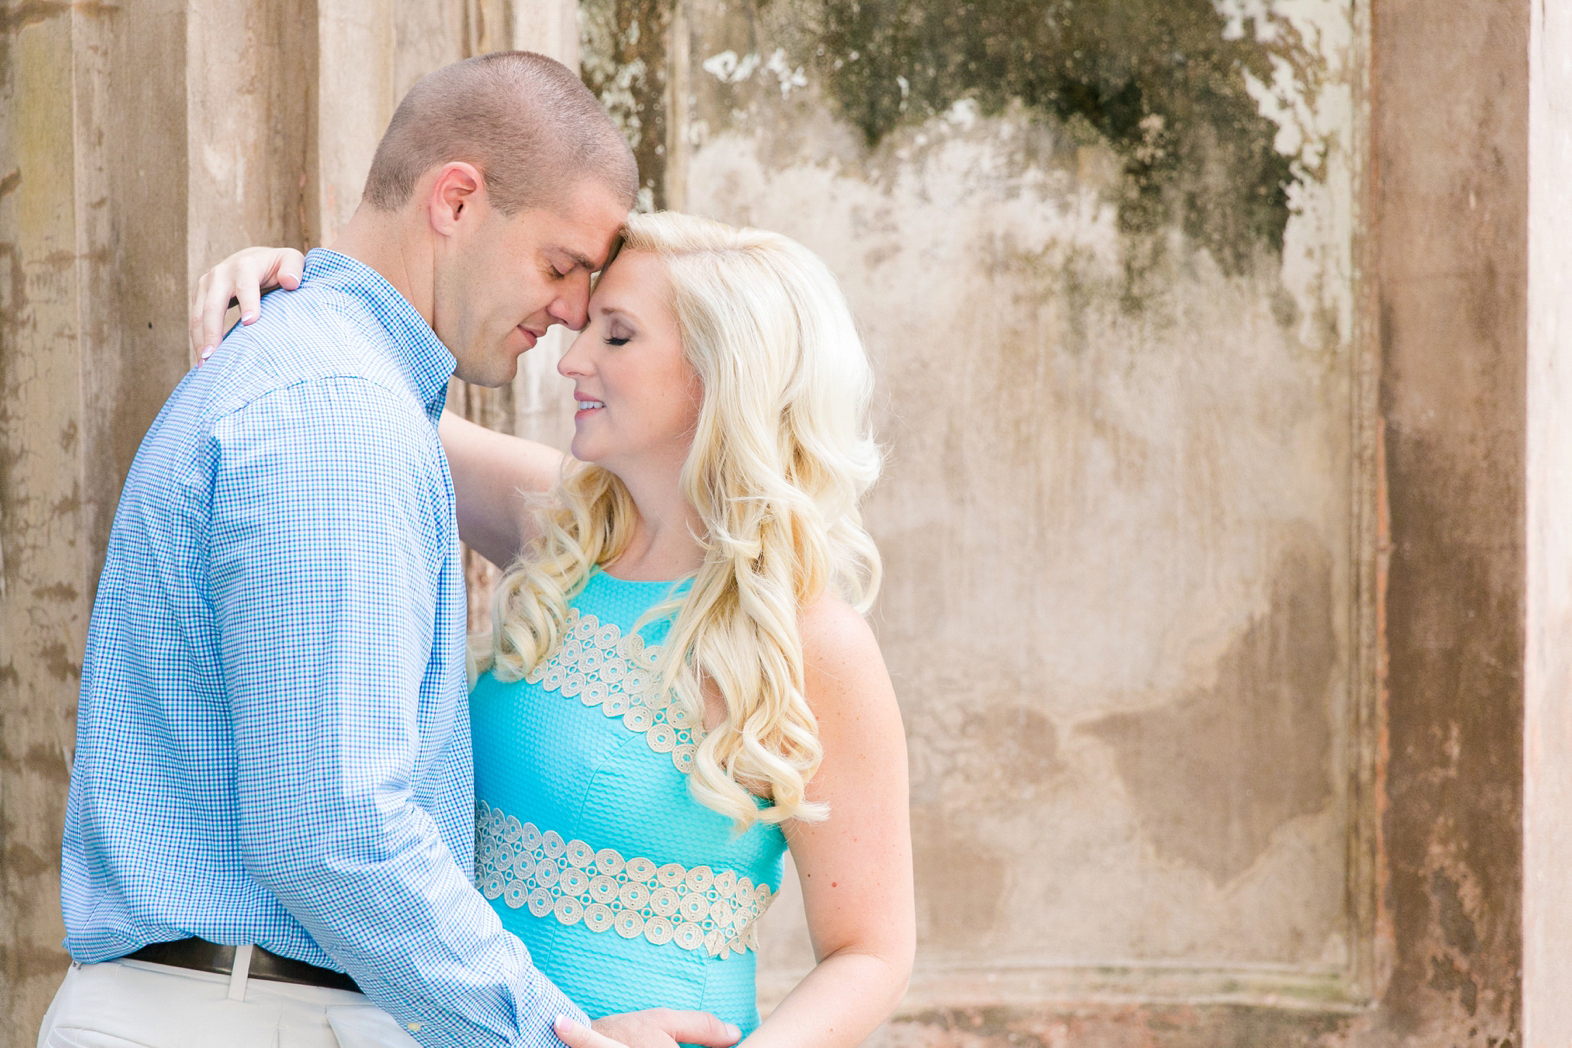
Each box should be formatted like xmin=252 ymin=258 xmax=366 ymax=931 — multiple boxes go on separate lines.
xmin=558 ymin=249 xmax=702 ymax=479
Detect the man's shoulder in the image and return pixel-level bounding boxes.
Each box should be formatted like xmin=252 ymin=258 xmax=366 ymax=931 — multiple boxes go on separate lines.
xmin=227 ymin=287 xmax=417 ymax=392
xmin=202 ymin=370 xmax=445 ymax=508
xmin=195 ymin=290 xmax=435 ymax=428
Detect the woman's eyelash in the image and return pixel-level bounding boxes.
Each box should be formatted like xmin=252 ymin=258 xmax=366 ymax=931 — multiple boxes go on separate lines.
xmin=604 ymin=335 xmax=631 ymax=346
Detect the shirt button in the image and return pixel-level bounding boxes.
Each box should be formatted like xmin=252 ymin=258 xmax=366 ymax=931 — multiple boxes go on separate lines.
xmin=407 ymin=1022 xmax=422 ymax=1032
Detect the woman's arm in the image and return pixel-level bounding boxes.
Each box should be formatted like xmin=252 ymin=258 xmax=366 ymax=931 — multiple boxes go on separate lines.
xmin=439 ymin=411 xmax=565 ymax=568
xmin=744 ymin=598 xmax=916 ymax=1048
xmin=190 ymin=245 xmax=570 ymax=567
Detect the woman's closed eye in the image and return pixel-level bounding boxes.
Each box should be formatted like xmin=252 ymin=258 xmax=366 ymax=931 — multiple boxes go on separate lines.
xmin=604 ymin=322 xmax=634 ymax=347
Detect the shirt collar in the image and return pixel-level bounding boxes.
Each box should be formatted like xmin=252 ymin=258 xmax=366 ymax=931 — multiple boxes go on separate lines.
xmin=301 ymin=249 xmax=457 ymax=417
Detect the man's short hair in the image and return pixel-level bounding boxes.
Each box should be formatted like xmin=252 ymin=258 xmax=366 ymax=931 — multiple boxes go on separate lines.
xmin=363 ymin=51 xmax=638 ymax=216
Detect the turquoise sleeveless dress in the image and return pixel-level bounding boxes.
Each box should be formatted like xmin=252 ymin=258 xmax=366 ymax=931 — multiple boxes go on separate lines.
xmin=469 ymin=569 xmax=788 ymax=1035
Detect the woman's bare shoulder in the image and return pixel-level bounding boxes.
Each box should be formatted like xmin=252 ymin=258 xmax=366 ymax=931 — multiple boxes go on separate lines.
xmin=801 ymin=591 xmax=879 ymax=659
xmin=799 ymin=592 xmax=894 ymax=719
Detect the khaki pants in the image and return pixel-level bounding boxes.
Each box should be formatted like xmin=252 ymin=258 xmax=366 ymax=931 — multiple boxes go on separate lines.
xmin=37 ymin=957 xmax=421 ymax=1048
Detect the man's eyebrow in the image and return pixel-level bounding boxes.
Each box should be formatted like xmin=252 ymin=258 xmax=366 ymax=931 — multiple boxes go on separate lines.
xmin=567 ymin=251 xmax=597 ymax=271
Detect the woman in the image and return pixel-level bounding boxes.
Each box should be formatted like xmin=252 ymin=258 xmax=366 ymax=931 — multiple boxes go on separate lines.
xmin=193 ymin=212 xmax=914 ymax=1047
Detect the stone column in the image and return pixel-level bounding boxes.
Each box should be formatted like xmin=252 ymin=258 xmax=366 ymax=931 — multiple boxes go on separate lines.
xmin=1 ymin=3 xmax=192 ymax=1035
xmin=1525 ymin=0 xmax=1572 ymax=1042
xmin=1373 ymin=0 xmax=1528 ymax=1037
xmin=0 ymin=10 xmax=90 ymax=1032
xmin=185 ymin=0 xmax=317 ymax=310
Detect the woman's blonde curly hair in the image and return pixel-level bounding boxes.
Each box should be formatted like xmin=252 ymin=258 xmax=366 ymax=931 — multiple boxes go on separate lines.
xmin=479 ymin=211 xmax=883 ymax=829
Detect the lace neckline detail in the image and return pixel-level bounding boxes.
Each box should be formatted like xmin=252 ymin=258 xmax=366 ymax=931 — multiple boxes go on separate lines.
xmin=525 ymin=608 xmax=701 ymax=772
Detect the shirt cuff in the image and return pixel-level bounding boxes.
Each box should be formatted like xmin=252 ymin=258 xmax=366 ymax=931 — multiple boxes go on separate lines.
xmin=512 ymin=978 xmax=591 ymax=1047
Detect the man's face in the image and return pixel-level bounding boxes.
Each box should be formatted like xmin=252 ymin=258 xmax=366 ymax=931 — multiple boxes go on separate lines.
xmin=432 ymin=179 xmax=629 ymax=387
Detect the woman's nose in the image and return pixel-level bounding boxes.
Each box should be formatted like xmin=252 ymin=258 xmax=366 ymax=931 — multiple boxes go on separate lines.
xmin=557 ymin=330 xmax=594 ymax=378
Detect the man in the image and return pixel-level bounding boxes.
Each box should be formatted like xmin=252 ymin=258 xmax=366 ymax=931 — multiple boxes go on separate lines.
xmin=41 ymin=52 xmax=736 ymax=1048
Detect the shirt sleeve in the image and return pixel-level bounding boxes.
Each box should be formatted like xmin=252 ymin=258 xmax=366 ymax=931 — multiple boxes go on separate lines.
xmin=206 ymin=377 xmax=587 ymax=1048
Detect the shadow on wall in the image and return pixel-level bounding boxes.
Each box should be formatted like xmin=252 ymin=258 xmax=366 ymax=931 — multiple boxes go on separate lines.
xmin=1087 ymin=535 xmax=1335 ymax=886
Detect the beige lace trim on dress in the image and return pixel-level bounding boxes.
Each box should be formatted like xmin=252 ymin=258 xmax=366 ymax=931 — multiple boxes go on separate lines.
xmin=476 ymin=801 xmax=773 ymax=959
xmin=524 ymin=609 xmax=703 ymax=773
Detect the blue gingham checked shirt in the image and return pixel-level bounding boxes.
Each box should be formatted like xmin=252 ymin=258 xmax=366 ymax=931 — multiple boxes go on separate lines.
xmin=62 ymin=250 xmax=586 ymax=1047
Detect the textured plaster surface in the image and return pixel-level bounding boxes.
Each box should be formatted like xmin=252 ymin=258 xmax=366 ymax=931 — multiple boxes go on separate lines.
xmin=0 ymin=11 xmax=85 ymax=1035
xmin=1370 ymin=0 xmax=1526 ymax=1044
xmin=638 ymin=0 xmax=1366 ymax=987
xmin=187 ymin=0 xmax=314 ymax=289
xmin=581 ymin=0 xmax=1534 ymax=1043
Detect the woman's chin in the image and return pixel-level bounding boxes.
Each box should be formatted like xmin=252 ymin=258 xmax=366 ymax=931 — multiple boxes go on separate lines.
xmin=568 ymin=437 xmax=604 ymax=467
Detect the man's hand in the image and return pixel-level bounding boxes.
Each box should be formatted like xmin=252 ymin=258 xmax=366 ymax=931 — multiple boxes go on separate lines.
xmin=553 ymin=1010 xmax=742 ymax=1048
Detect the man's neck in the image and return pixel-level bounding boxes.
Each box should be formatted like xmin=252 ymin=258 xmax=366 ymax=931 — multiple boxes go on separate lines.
xmin=329 ymin=207 xmax=435 ymax=326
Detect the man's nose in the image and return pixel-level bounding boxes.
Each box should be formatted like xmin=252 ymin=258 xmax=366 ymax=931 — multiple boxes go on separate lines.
xmin=548 ymin=279 xmax=591 ymax=331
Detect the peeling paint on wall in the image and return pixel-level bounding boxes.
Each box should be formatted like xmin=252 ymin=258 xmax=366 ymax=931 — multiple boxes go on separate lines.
xmin=583 ymin=0 xmax=674 ymax=209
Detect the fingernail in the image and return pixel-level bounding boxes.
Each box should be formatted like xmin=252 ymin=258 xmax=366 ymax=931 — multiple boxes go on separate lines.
xmin=200 ymin=346 xmax=214 ymax=360
xmin=726 ymin=1024 xmax=742 ymax=1041
xmin=241 ymin=311 xmax=258 ymax=324
xmin=552 ymin=1014 xmax=571 ymax=1030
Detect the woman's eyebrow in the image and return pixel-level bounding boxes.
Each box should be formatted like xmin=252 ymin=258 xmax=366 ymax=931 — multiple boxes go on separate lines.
xmin=596 ymin=305 xmax=642 ymax=325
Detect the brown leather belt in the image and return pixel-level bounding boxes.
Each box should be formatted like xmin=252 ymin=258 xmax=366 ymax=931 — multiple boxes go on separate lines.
xmin=125 ymin=937 xmax=361 ymax=994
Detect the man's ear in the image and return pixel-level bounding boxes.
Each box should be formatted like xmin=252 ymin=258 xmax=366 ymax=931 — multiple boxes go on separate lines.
xmin=426 ymin=162 xmax=485 ymax=237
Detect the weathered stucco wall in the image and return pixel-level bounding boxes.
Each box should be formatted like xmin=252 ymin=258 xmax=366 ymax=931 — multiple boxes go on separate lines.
xmin=1 ymin=1 xmax=194 ymax=1032
xmin=0 ymin=1 xmax=1542 ymax=1046
xmin=583 ymin=0 xmax=1533 ymax=1043
xmin=627 ymin=0 xmax=1373 ymax=1010
xmin=1372 ymin=0 xmax=1526 ymax=1041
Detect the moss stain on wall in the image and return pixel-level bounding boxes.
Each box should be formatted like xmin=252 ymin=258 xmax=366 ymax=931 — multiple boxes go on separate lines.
xmin=801 ymin=0 xmax=1306 ymax=272
xmin=582 ymin=0 xmax=1320 ymax=276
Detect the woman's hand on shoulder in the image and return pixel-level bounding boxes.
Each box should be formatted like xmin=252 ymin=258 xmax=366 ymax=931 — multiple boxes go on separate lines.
xmin=190 ymin=246 xmax=306 ymax=361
